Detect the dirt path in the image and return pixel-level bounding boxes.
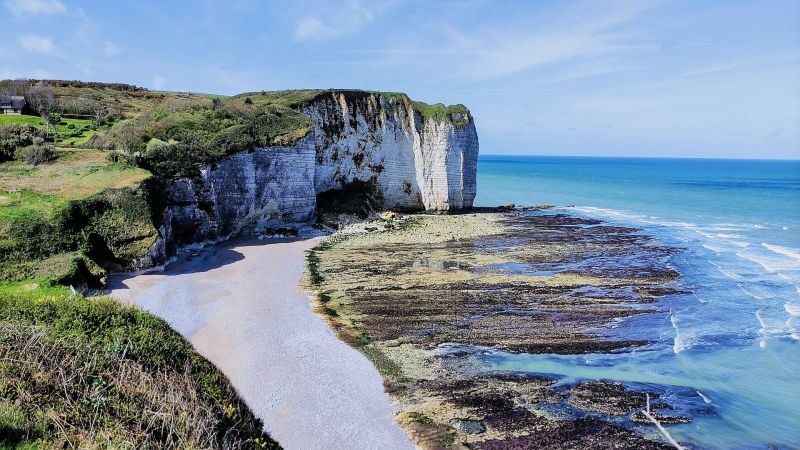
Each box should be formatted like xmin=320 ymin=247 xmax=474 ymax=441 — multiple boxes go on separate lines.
xmin=109 ymin=237 xmax=415 ymax=450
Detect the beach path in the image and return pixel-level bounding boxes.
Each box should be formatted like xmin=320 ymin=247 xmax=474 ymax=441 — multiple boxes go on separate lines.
xmin=108 ymin=237 xmax=415 ymax=450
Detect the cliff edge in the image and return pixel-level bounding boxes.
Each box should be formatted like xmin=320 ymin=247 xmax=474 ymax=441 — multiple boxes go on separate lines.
xmin=142 ymin=90 xmax=479 ymax=267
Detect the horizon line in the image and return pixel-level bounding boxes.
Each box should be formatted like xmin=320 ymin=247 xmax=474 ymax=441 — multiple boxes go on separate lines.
xmin=478 ymin=153 xmax=800 ymax=162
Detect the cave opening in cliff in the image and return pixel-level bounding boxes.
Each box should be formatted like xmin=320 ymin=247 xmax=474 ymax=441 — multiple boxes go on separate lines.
xmin=316 ymin=180 xmax=382 ymax=221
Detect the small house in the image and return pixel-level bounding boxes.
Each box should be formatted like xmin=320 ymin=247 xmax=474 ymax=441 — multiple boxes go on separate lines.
xmin=0 ymin=96 xmax=26 ymax=115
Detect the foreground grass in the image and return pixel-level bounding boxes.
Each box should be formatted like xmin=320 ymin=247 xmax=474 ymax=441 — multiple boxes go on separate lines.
xmin=0 ymin=293 xmax=280 ymax=449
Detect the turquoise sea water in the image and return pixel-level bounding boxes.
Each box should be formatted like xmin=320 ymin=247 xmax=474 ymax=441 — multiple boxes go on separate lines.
xmin=475 ymin=156 xmax=800 ymax=449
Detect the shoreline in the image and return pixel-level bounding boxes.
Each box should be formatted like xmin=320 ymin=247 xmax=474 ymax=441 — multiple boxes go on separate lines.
xmin=108 ymin=236 xmax=415 ymax=450
xmin=307 ymin=210 xmax=689 ymax=448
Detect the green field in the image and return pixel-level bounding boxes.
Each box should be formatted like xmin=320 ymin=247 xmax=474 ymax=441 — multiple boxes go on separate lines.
xmin=0 ymin=115 xmax=96 ymax=147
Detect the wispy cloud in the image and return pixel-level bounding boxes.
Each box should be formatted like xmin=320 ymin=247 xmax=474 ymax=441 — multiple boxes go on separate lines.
xmin=682 ymin=62 xmax=741 ymax=77
xmin=18 ymin=35 xmax=57 ymax=54
xmin=453 ymin=1 xmax=657 ymax=81
xmin=104 ymin=40 xmax=121 ymax=56
xmin=321 ymin=0 xmax=658 ymax=83
xmin=4 ymin=0 xmax=65 ymax=15
xmin=292 ymin=0 xmax=393 ymax=42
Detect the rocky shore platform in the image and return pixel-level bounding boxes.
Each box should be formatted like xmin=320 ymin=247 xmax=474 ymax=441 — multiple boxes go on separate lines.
xmin=307 ymin=209 xmax=692 ymax=449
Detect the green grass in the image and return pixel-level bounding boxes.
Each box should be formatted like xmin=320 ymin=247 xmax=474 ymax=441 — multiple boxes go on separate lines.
xmin=0 ymin=115 xmax=97 ymax=147
xmin=410 ymin=101 xmax=470 ymax=128
xmin=0 ymin=293 xmax=280 ymax=449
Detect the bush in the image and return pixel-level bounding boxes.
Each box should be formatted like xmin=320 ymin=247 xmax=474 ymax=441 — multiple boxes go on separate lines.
xmin=15 ymin=144 xmax=55 ymax=166
xmin=0 ymin=125 xmax=48 ymax=162
xmin=66 ymin=123 xmax=76 ymax=129
xmin=45 ymin=113 xmax=62 ymax=126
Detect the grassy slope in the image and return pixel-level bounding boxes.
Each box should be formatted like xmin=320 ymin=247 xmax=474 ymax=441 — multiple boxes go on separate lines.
xmin=0 ymin=150 xmax=157 ymax=289
xmin=0 ymin=81 xmax=472 ymax=448
xmin=0 ymin=84 xmax=284 ymax=448
xmin=0 ymin=293 xmax=279 ymax=449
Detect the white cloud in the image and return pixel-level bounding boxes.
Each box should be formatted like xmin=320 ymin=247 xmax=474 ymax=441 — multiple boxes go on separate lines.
xmin=294 ymin=18 xmax=343 ymax=41
xmin=4 ymin=0 xmax=65 ymax=15
xmin=104 ymin=40 xmax=121 ymax=56
xmin=152 ymin=75 xmax=166 ymax=90
xmin=342 ymin=0 xmax=657 ymax=83
xmin=18 ymin=35 xmax=57 ymax=54
xmin=292 ymin=0 xmax=385 ymax=42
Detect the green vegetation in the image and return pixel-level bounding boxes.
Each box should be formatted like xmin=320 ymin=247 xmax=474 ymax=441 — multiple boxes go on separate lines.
xmin=0 ymin=293 xmax=279 ymax=449
xmin=103 ymin=89 xmax=323 ymax=178
xmin=0 ymin=115 xmax=98 ymax=148
xmin=379 ymin=91 xmax=471 ymax=128
xmin=410 ymin=101 xmax=470 ymax=128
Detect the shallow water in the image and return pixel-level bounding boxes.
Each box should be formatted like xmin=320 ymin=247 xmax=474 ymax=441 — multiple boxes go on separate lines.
xmin=476 ymin=156 xmax=800 ymax=449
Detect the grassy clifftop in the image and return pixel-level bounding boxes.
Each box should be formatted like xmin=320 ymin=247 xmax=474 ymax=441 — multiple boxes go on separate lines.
xmin=0 ymin=80 xmax=471 ymax=448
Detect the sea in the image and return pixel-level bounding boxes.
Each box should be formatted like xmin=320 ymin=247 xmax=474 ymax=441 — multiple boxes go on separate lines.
xmin=475 ymin=155 xmax=800 ymax=449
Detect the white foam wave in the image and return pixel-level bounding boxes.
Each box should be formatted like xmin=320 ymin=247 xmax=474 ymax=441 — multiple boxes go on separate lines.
xmin=670 ymin=312 xmax=685 ymax=354
xmin=739 ymin=284 xmax=766 ymax=300
xmin=736 ymin=247 xmax=800 ymax=273
xmin=702 ymin=243 xmax=724 ymax=254
xmin=785 ymin=302 xmax=800 ymax=317
xmin=762 ymin=243 xmax=800 ymax=263
xmin=708 ymin=260 xmax=742 ymax=280
xmin=697 ymin=390 xmax=712 ymax=404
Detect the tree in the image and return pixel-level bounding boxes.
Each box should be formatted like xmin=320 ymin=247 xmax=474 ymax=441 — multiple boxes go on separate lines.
xmin=24 ymin=84 xmax=56 ymax=116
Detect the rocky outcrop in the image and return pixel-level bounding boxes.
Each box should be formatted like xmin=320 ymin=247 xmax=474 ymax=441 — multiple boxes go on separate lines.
xmin=140 ymin=91 xmax=478 ymax=267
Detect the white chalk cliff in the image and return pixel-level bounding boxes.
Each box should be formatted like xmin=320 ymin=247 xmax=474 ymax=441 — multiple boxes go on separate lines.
xmin=141 ymin=90 xmax=478 ymax=266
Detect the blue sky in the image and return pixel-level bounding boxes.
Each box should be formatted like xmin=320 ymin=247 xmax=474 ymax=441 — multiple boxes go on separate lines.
xmin=2 ymin=0 xmax=799 ymax=159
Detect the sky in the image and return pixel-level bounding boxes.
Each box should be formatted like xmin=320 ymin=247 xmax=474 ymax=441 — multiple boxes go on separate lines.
xmin=1 ymin=0 xmax=799 ymax=159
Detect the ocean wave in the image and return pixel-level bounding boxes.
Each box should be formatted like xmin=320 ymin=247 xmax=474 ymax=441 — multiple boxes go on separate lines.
xmin=762 ymin=243 xmax=800 ymax=263
xmin=785 ymin=302 xmax=800 ymax=317
xmin=736 ymin=247 xmax=800 ymax=273
xmin=670 ymin=311 xmax=686 ymax=354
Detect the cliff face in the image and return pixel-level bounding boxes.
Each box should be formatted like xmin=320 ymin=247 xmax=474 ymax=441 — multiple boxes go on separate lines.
xmin=309 ymin=92 xmax=478 ymax=211
xmin=139 ymin=91 xmax=478 ymax=267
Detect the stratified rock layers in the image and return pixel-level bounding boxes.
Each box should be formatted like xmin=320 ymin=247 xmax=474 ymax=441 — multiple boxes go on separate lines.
xmin=139 ymin=91 xmax=478 ymax=267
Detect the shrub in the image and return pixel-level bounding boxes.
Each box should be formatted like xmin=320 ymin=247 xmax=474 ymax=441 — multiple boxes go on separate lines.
xmin=0 ymin=125 xmax=48 ymax=162
xmin=15 ymin=144 xmax=55 ymax=166
xmin=45 ymin=113 xmax=62 ymax=126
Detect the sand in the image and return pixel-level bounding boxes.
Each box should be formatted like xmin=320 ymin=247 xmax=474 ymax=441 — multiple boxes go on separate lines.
xmin=108 ymin=237 xmax=415 ymax=450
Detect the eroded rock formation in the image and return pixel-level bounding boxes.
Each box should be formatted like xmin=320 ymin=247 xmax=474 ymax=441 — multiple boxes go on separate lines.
xmin=139 ymin=91 xmax=478 ymax=268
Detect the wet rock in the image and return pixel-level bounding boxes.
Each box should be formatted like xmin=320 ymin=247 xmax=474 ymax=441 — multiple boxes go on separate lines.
xmin=630 ymin=410 xmax=692 ymax=425
xmin=568 ymin=380 xmax=656 ymax=416
xmin=522 ymin=204 xmax=555 ymax=211
xmin=309 ymin=212 xmax=690 ymax=448
xmin=476 ymin=418 xmax=671 ymax=450
xmin=453 ymin=419 xmax=486 ymax=434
